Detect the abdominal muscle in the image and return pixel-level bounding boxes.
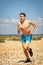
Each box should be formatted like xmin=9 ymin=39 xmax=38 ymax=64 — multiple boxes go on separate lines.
xmin=21 ymin=28 xmax=31 ymax=36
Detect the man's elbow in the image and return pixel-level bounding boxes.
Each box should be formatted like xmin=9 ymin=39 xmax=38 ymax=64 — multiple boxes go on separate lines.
xmin=34 ymin=24 xmax=36 ymax=28
xmin=35 ymin=24 xmax=36 ymax=27
xmin=18 ymin=30 xmax=20 ymax=33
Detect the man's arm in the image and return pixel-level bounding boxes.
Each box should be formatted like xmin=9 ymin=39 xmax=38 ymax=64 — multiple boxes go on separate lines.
xmin=17 ymin=22 xmax=21 ymax=34
xmin=29 ymin=21 xmax=36 ymax=34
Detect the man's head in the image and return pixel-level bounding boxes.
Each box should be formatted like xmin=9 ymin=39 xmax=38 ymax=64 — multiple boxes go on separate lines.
xmin=20 ymin=13 xmax=26 ymax=22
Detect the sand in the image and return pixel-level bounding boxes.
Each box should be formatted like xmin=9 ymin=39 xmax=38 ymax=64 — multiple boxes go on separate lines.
xmin=0 ymin=39 xmax=43 ymax=65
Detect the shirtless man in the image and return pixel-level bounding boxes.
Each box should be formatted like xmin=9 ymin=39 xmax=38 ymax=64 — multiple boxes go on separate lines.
xmin=17 ymin=13 xmax=36 ymax=62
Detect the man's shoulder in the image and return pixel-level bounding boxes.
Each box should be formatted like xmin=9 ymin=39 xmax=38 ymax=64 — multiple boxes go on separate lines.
xmin=18 ymin=22 xmax=20 ymax=24
xmin=17 ymin=22 xmax=21 ymax=26
xmin=26 ymin=20 xmax=31 ymax=23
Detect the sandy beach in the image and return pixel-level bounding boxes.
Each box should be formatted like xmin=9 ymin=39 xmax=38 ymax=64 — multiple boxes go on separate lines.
xmin=0 ymin=39 xmax=43 ymax=65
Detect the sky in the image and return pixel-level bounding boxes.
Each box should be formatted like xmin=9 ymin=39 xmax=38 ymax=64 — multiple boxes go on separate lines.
xmin=0 ymin=0 xmax=43 ymax=35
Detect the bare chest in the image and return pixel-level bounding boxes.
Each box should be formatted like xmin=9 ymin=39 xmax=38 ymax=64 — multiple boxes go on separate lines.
xmin=21 ymin=22 xmax=30 ymax=29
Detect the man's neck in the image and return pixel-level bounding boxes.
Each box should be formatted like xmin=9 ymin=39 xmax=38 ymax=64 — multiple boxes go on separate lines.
xmin=20 ymin=19 xmax=26 ymax=24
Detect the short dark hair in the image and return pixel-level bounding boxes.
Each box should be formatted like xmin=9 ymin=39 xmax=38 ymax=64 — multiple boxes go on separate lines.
xmin=20 ymin=12 xmax=26 ymax=17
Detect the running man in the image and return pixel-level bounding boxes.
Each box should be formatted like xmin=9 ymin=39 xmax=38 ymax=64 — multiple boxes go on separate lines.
xmin=17 ymin=13 xmax=36 ymax=62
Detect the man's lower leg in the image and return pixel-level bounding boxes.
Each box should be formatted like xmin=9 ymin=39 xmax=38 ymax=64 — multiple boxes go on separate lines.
xmin=24 ymin=50 xmax=30 ymax=59
xmin=24 ymin=50 xmax=31 ymax=62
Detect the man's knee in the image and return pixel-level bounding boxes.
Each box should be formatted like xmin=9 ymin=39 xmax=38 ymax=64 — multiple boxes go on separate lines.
xmin=22 ymin=45 xmax=27 ymax=50
xmin=24 ymin=46 xmax=28 ymax=50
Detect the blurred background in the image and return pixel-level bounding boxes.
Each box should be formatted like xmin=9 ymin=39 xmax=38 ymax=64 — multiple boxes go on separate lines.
xmin=0 ymin=0 xmax=43 ymax=35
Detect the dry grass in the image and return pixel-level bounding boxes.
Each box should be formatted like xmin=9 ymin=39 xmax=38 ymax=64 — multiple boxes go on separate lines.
xmin=0 ymin=35 xmax=43 ymax=42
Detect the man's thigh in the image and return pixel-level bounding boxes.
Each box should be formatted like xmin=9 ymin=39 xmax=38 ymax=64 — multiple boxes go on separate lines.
xmin=25 ymin=41 xmax=30 ymax=47
xmin=22 ymin=41 xmax=30 ymax=50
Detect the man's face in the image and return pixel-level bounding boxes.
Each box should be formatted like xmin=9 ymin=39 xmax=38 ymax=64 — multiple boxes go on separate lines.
xmin=20 ymin=14 xmax=26 ymax=22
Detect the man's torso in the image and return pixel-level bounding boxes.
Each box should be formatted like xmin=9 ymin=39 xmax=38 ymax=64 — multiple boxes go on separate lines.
xmin=19 ymin=20 xmax=31 ymax=36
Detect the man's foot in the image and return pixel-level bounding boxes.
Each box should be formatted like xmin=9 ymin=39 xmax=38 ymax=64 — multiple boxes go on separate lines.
xmin=29 ymin=48 xmax=33 ymax=57
xmin=24 ymin=58 xmax=31 ymax=63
